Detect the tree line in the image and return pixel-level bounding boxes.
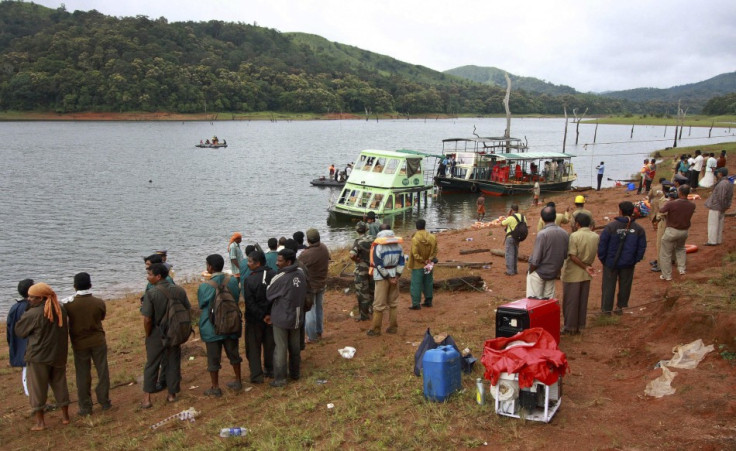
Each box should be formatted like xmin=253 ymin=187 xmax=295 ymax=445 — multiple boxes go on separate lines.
xmin=0 ymin=1 xmax=714 ymax=115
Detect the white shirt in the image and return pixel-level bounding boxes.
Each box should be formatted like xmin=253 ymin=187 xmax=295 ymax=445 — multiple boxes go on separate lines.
xmin=706 ymin=157 xmax=717 ymax=173
xmin=692 ymin=154 xmax=704 ymax=171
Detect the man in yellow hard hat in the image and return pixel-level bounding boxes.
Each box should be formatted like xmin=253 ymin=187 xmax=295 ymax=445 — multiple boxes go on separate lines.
xmin=571 ymin=195 xmax=595 ymax=231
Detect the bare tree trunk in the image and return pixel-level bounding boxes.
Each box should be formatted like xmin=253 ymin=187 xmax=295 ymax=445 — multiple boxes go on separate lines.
xmin=630 ymin=124 xmax=634 ymax=139
xmin=593 ymin=121 xmax=598 ymax=143
xmin=573 ymin=107 xmax=588 ymax=145
xmin=673 ymin=125 xmax=678 ymax=148
xmin=563 ymin=106 xmax=568 ymax=153
xmin=664 ymin=124 xmax=667 ymax=137
xmin=503 ymin=73 xmax=512 ymax=140
xmin=709 ymin=121 xmax=714 ymax=138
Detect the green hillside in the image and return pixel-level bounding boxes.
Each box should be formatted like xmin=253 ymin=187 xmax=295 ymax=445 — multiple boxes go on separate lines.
xmin=444 ymin=65 xmax=577 ymax=96
xmin=0 ymin=1 xmax=721 ymax=116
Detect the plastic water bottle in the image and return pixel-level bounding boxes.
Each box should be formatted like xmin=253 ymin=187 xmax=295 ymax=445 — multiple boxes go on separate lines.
xmin=220 ymin=427 xmax=247 ymax=437
xmin=476 ymin=378 xmax=485 ymax=405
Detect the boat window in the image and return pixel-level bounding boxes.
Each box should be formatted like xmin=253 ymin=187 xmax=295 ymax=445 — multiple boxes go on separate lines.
xmin=354 ymin=155 xmax=367 ymax=171
xmin=358 ymin=191 xmax=372 ymax=208
xmin=399 ymin=161 xmax=407 ymax=175
xmin=384 ymin=159 xmax=399 ymax=174
xmin=385 ymin=195 xmax=394 ymax=210
xmin=347 ymin=189 xmax=359 ymax=205
xmin=364 ymin=156 xmax=376 ymax=171
xmin=373 ymin=157 xmax=386 ymax=173
xmin=338 ymin=188 xmax=349 ymax=204
xmin=370 ymin=193 xmax=384 ymax=208
xmin=406 ymin=158 xmax=422 ymax=177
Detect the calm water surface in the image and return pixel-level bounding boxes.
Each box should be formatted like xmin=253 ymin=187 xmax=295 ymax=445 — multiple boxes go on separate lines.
xmin=1 ymin=118 xmax=734 ymax=316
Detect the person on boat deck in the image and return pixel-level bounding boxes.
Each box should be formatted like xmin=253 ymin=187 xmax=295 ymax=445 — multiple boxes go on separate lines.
xmin=329 ymin=164 xmax=335 ymax=178
xmin=205 ymin=139 xmax=210 ymax=145
xmin=491 ymin=164 xmax=499 ymax=182
xmin=514 ymin=164 xmax=522 ymax=180
xmin=200 ymin=140 xmax=203 ymax=145
xmin=530 ymin=162 xmax=538 ymax=175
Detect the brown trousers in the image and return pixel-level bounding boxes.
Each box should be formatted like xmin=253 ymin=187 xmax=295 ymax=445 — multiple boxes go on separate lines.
xmin=73 ymin=344 xmax=111 ymax=411
xmin=27 ymin=361 xmax=69 ymax=413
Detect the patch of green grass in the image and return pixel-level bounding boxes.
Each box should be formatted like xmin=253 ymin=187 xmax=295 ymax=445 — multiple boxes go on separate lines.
xmin=592 ymin=314 xmax=621 ymax=327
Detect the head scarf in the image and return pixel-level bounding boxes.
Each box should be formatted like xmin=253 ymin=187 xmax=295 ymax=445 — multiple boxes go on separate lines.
xmin=28 ymin=283 xmax=63 ymax=327
xmin=228 ymin=232 xmax=242 ymax=248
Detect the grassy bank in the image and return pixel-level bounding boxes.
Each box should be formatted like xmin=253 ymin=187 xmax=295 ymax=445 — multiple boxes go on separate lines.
xmin=584 ymin=114 xmax=736 ymax=128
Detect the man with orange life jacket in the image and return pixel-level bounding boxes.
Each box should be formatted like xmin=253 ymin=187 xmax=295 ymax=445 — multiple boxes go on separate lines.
xmin=367 ymin=227 xmax=405 ymax=336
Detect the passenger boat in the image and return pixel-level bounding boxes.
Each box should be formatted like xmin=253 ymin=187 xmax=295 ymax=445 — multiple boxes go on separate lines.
xmin=434 ymin=137 xmax=576 ymax=196
xmin=328 ymin=149 xmax=436 ymax=219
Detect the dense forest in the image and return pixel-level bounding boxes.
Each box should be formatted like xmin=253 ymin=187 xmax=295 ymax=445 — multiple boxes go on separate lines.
xmin=0 ymin=1 xmax=729 ymax=115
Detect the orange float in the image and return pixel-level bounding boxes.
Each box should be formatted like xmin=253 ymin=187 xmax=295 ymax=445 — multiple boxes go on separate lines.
xmin=685 ymin=244 xmax=698 ymax=254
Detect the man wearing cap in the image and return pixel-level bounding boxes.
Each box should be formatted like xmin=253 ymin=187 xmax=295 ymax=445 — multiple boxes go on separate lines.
xmin=228 ymin=232 xmax=244 ymax=280
xmin=15 ymin=283 xmax=71 ymax=430
xmin=64 ymin=272 xmax=111 ymax=415
xmin=571 ymin=196 xmax=595 ymax=231
xmin=349 ymin=222 xmax=375 ymax=321
xmin=705 ymin=167 xmax=734 ymax=246
xmin=298 ymin=228 xmax=330 ymax=343
xmin=365 ymin=211 xmax=380 ymax=237
xmin=408 ymin=219 xmax=438 ymax=309
xmin=368 ymin=228 xmax=405 ymax=336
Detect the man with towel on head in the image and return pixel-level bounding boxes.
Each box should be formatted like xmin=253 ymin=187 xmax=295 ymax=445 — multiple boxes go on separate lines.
xmin=228 ymin=232 xmax=244 ymax=281
xmin=14 ymin=283 xmax=70 ymax=431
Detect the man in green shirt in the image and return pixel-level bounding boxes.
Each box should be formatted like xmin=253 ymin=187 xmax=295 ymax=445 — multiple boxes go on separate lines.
xmin=561 ymin=214 xmax=599 ymax=334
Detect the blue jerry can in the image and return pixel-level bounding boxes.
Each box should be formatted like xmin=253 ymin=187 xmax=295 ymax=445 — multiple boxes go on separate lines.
xmin=422 ymin=345 xmax=462 ymax=402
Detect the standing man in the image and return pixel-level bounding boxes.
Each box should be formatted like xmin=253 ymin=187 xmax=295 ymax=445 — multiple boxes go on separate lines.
xmin=476 ymin=195 xmax=486 ymax=221
xmin=637 ymin=159 xmax=649 ymax=195
xmin=368 ymin=228 xmax=405 ymax=336
xmin=658 ymin=185 xmax=696 ymax=281
xmin=265 ymin=238 xmax=279 ymax=272
xmin=571 ymin=195 xmax=595 ymax=231
xmin=595 ymin=161 xmax=605 ymax=191
xmin=598 ymin=201 xmax=647 ymax=314
xmin=408 ymin=219 xmax=438 ymax=309
xmin=15 ymin=283 xmax=70 ymax=430
xmin=198 ymin=254 xmax=242 ymax=396
xmin=299 ymin=228 xmax=330 ymax=344
xmin=500 ymin=204 xmax=524 ymax=276
xmin=561 ymin=214 xmax=599 ymax=335
xmin=705 ymin=168 xmax=734 ymax=246
xmin=65 ymin=272 xmax=111 ymax=416
xmin=690 ymin=150 xmax=703 ymax=190
xmin=365 ymin=211 xmax=380 ymax=236
xmin=717 ymin=150 xmax=727 ymax=169
xmin=228 ymin=232 xmax=244 ymax=281
xmin=536 ymin=202 xmax=570 ymax=232
xmin=243 ymin=250 xmax=276 ymax=383
xmin=140 ymin=263 xmax=191 ymax=407
xmin=349 ymin=222 xmax=375 ymax=321
xmin=527 ymin=206 xmax=569 ymax=299
xmin=7 ymin=279 xmax=33 ymax=397
xmin=266 ymin=249 xmax=307 ymax=387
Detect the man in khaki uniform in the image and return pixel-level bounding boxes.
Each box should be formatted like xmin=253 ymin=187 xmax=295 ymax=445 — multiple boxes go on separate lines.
xmin=408 ymin=219 xmax=438 ymax=309
xmin=561 ymin=214 xmax=599 ymax=334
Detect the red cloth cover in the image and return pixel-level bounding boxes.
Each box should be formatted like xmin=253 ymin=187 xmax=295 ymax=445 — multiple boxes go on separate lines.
xmin=481 ymin=327 xmax=569 ymax=388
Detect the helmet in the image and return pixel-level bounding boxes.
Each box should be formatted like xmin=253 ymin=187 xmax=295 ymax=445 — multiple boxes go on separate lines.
xmin=574 ymin=195 xmax=585 ymax=204
xmin=355 ymin=221 xmax=367 ymax=233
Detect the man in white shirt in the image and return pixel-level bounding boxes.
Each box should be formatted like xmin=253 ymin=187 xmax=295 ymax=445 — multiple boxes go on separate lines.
xmin=690 ymin=150 xmax=703 ymax=189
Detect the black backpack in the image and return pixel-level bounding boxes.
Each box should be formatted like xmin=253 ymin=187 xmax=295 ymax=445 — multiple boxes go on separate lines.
xmin=156 ymin=286 xmax=193 ymax=347
xmin=206 ymin=275 xmax=242 ymax=336
xmin=510 ymin=214 xmax=528 ymax=242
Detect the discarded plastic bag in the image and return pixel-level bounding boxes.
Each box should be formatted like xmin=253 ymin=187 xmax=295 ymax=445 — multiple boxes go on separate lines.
xmin=413 ymin=328 xmax=475 ymax=376
xmin=338 ymin=346 xmax=356 ymax=359
xmin=645 ymin=366 xmax=677 ymax=398
xmin=660 ymin=339 xmax=714 ymax=369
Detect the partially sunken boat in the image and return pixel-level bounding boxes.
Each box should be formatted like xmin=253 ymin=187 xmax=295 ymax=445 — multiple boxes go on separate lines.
xmin=434 ymin=136 xmax=576 ymax=196
xmin=328 ymin=149 xmax=435 ymax=219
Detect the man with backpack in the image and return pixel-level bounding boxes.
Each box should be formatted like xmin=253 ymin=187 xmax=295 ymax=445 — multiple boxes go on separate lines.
xmin=197 ymin=254 xmax=243 ymax=396
xmin=501 ymin=204 xmax=527 ymax=276
xmin=140 ymin=263 xmax=191 ymax=408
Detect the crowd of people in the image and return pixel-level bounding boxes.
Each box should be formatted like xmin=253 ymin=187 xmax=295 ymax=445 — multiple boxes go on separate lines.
xmin=6 ymin=148 xmax=730 ymax=430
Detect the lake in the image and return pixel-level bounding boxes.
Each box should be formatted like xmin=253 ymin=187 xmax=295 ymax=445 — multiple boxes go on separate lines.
xmin=1 ymin=117 xmax=734 ymax=317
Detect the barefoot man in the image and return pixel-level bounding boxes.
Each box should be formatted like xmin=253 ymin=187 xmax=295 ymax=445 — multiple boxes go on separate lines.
xmin=15 ymin=283 xmax=71 ymax=430
xmin=476 ymin=195 xmax=486 ymax=221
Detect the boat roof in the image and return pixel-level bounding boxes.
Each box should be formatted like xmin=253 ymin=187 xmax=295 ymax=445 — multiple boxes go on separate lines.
xmin=492 ymin=152 xmax=575 ymax=161
xmin=358 ymin=149 xmax=441 ymax=159
xmin=442 ymin=137 xmax=524 ymax=144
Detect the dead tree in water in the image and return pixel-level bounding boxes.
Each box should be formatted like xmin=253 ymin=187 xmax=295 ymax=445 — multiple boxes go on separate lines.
xmin=573 ymin=107 xmax=588 ymax=145
xmin=562 ymin=106 xmax=569 ymax=152
xmin=593 ymin=120 xmax=598 ymax=143
xmin=503 ymin=72 xmax=512 ymax=151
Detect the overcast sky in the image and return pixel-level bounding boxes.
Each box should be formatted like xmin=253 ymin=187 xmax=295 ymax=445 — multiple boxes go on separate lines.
xmin=31 ymin=0 xmax=736 ymax=93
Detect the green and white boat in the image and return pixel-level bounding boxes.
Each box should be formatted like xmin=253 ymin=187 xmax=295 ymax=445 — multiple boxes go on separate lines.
xmin=328 ymin=149 xmax=436 ymax=219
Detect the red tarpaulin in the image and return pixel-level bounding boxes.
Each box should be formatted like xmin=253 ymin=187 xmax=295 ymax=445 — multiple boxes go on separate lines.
xmin=481 ymin=327 xmax=569 ymax=388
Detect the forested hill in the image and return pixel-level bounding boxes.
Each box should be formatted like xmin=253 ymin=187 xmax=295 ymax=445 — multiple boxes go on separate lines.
xmin=599 ymin=72 xmax=736 ymax=112
xmin=444 ymin=65 xmax=578 ymax=96
xmin=0 ymin=1 xmax=693 ymax=115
